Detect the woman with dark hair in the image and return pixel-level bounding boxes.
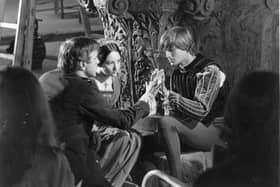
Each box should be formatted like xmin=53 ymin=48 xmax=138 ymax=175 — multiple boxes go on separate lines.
xmin=0 ymin=67 xmax=75 ymax=187
xmin=39 ymin=36 xmax=160 ymax=187
xmin=97 ymin=42 xmax=121 ymax=74
xmin=195 ymin=71 xmax=279 ymax=187
xmin=95 ymin=41 xmax=121 ymax=106
xmin=94 ymin=40 xmax=149 ymax=186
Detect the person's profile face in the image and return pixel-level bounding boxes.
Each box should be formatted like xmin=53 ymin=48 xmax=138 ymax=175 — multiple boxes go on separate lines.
xmin=86 ymin=50 xmax=99 ymax=77
xmin=165 ymin=47 xmax=188 ymax=67
xmin=102 ymin=51 xmax=121 ymax=76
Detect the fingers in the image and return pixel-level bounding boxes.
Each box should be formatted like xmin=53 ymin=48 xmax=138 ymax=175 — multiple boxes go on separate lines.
xmin=168 ymin=93 xmax=177 ymax=102
xmin=145 ymin=69 xmax=167 ymax=98
xmin=150 ymin=68 xmax=159 ymax=82
xmin=148 ymin=96 xmax=157 ymax=116
xmin=150 ymin=69 xmax=165 ymax=86
xmin=150 ymin=84 xmax=160 ymax=96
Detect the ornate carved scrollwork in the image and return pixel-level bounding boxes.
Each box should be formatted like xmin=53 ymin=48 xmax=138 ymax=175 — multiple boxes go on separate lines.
xmin=131 ymin=6 xmax=161 ymax=100
xmin=78 ymin=0 xmax=217 ymax=103
xmin=265 ymin=0 xmax=278 ymax=11
xmin=132 ymin=18 xmax=157 ymax=100
xmin=107 ymin=0 xmax=129 ymax=16
xmin=83 ymin=0 xmax=278 ymax=105
xmin=181 ymin=0 xmax=215 ymax=20
xmin=92 ymin=0 xmax=133 ymax=106
xmin=91 ymin=0 xmax=163 ymax=103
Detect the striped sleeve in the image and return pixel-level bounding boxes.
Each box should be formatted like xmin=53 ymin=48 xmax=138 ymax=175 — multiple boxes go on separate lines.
xmin=169 ymin=65 xmax=222 ymax=120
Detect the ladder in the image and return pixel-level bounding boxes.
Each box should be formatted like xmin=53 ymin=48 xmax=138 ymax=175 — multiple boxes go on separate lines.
xmin=0 ymin=0 xmax=36 ymax=69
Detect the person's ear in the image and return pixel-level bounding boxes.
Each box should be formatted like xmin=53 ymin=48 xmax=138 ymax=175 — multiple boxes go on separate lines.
xmin=79 ymin=61 xmax=86 ymax=71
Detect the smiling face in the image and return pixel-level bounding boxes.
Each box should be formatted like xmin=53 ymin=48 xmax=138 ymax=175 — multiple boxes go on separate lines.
xmin=102 ymin=51 xmax=121 ymax=76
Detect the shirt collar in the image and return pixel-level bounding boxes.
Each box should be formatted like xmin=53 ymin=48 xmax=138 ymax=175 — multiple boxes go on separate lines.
xmin=178 ymin=54 xmax=203 ymax=73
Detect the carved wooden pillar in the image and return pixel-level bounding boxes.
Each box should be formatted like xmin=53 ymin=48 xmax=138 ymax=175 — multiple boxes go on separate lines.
xmin=92 ymin=0 xmax=134 ymax=106
xmin=78 ymin=0 xmax=278 ymax=105
xmin=92 ymin=0 xmax=164 ymax=106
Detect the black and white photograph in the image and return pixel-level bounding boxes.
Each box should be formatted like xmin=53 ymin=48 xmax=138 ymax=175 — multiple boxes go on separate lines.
xmin=0 ymin=0 xmax=279 ymax=186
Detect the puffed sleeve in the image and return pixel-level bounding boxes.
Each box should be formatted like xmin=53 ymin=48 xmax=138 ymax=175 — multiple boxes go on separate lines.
xmin=168 ymin=65 xmax=222 ymax=120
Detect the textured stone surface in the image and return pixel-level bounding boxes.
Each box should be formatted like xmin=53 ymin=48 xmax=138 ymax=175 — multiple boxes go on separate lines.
xmin=80 ymin=0 xmax=278 ymax=105
xmin=159 ymin=0 xmax=279 ymax=85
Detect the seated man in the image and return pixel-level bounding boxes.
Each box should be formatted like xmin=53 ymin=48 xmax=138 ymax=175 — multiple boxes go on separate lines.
xmin=135 ymin=26 xmax=229 ymax=181
xmin=39 ymin=36 xmax=160 ymax=187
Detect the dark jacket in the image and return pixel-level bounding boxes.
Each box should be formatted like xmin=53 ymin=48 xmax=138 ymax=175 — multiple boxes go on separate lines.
xmin=40 ymin=71 xmax=149 ymax=186
xmin=49 ymin=73 xmax=149 ymax=131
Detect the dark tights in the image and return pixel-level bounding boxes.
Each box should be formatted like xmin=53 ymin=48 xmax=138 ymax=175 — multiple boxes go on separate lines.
xmin=158 ymin=120 xmax=182 ymax=180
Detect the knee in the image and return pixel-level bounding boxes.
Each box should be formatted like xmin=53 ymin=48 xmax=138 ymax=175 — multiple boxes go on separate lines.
xmin=158 ymin=116 xmax=177 ymax=130
xmin=116 ymin=131 xmax=142 ymax=148
xmin=115 ymin=130 xmax=132 ymax=142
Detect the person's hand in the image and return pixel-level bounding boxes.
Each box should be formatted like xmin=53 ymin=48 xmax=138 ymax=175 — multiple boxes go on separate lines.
xmin=140 ymin=69 xmax=164 ymax=100
xmin=99 ymin=127 xmax=121 ymax=140
xmin=138 ymin=69 xmax=161 ymax=113
xmin=147 ymin=69 xmax=167 ymax=97
xmin=148 ymin=95 xmax=157 ymax=116
xmin=157 ymin=70 xmax=169 ymax=99
xmin=145 ymin=68 xmax=161 ymax=97
xmin=138 ymin=91 xmax=157 ymax=115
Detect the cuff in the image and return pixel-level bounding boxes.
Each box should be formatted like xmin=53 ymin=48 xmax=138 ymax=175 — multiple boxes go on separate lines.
xmin=135 ymin=100 xmax=150 ymax=117
xmin=168 ymin=90 xmax=180 ymax=103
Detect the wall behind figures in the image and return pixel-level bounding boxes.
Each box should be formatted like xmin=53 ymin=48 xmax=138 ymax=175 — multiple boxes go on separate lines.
xmin=172 ymin=0 xmax=279 ymax=85
xmin=221 ymin=0 xmax=279 ymax=84
xmin=79 ymin=0 xmax=279 ymax=104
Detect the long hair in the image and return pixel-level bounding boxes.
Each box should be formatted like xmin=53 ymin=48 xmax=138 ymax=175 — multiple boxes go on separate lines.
xmin=57 ymin=36 xmax=99 ymax=74
xmin=224 ymin=71 xmax=279 ymax=182
xmin=0 ymin=67 xmax=57 ymax=186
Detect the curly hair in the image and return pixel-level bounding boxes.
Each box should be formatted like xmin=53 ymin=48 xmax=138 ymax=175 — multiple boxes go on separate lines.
xmin=57 ymin=36 xmax=99 ymax=74
xmin=0 ymin=67 xmax=57 ymax=186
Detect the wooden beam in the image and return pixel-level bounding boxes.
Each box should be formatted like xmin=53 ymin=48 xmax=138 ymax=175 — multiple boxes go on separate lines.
xmin=0 ymin=22 xmax=17 ymax=30
xmin=79 ymin=6 xmax=91 ymax=37
xmin=0 ymin=53 xmax=13 ymax=60
xmin=0 ymin=30 xmax=104 ymax=45
xmin=22 ymin=0 xmax=35 ymax=70
xmin=0 ymin=0 xmax=7 ymax=39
